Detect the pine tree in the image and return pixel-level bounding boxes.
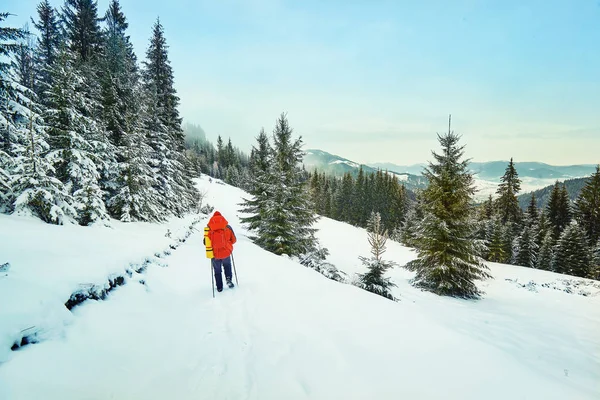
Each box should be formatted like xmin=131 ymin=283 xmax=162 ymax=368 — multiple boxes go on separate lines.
xmin=13 ymin=31 xmax=36 ymax=91
xmin=44 ymin=45 xmax=108 ymax=225
xmin=547 ymin=182 xmax=572 ymax=240
xmin=512 ymin=224 xmax=538 ymax=268
xmin=1 ymin=14 xmax=29 ymax=209
xmin=7 ymin=74 xmax=75 ymax=223
xmin=62 ymin=0 xmax=103 ymax=63
xmin=142 ymin=18 xmax=198 ymax=216
xmin=1 ymin=13 xmax=28 ymax=96
xmin=239 ymin=128 xmax=271 ymax=233
xmin=356 ymin=211 xmax=397 ymax=300
xmin=478 ymin=194 xmax=494 ymax=221
xmin=495 ymin=158 xmax=522 ymax=226
xmin=574 ymin=165 xmax=600 ymax=245
xmin=107 ymin=82 xmax=160 ymax=222
xmin=552 ymin=222 xmax=592 ymax=278
xmin=31 ymin=0 xmax=62 ymax=107
xmin=526 ymin=193 xmax=538 ymax=225
xmin=352 ymin=166 xmax=366 ymax=225
xmin=241 ymin=113 xmax=319 ymax=257
xmin=487 ymin=219 xmax=507 ymax=263
xmin=405 ymin=122 xmax=490 ymax=299
xmin=536 ymin=232 xmax=554 ymax=271
xmin=399 ymin=192 xmax=424 ymax=247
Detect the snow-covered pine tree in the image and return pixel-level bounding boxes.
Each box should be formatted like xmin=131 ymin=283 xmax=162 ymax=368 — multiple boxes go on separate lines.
xmin=142 ymin=18 xmax=198 ymax=217
xmin=356 ymin=211 xmax=397 ymax=300
xmin=574 ymin=165 xmax=600 ymax=245
xmin=512 ymin=192 xmax=540 ymax=268
xmin=100 ymin=0 xmax=154 ymax=220
xmin=512 ymin=224 xmax=538 ymax=268
xmin=62 ymin=0 xmax=103 ymax=63
xmin=552 ymin=221 xmax=591 ymax=278
xmin=536 ymin=232 xmax=554 ymax=271
xmin=31 ymin=0 xmax=62 ymax=106
xmin=487 ymin=219 xmax=508 ymax=263
xmin=44 ymin=45 xmax=108 ymax=225
xmin=239 ymin=128 xmax=272 ymax=236
xmin=242 ymin=113 xmax=319 ymax=258
xmin=526 ymin=193 xmax=538 ymax=225
xmin=398 ymin=191 xmax=424 ymax=247
xmin=13 ymin=31 xmax=36 ymax=92
xmin=404 ymin=122 xmax=490 ymax=299
xmin=1 ymin=14 xmax=29 ymax=209
xmin=547 ymin=182 xmax=572 ymax=240
xmin=107 ymin=81 xmax=160 ymax=222
xmin=495 ymin=157 xmax=522 ymax=227
xmin=7 ymin=73 xmax=75 ymax=223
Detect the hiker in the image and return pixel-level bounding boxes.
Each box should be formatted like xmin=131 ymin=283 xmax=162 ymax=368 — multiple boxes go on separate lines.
xmin=205 ymin=211 xmax=237 ymax=292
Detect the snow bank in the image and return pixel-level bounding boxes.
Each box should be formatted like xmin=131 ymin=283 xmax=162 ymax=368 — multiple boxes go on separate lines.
xmin=0 ymin=212 xmax=201 ymax=362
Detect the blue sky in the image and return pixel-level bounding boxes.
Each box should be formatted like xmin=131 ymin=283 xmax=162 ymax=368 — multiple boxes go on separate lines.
xmin=4 ymin=0 xmax=600 ymax=165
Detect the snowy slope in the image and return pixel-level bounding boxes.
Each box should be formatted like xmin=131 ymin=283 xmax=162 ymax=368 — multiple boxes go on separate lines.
xmin=0 ymin=176 xmax=599 ymax=399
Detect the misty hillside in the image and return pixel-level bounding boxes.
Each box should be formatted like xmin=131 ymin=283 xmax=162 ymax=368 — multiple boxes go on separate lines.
xmin=304 ymin=149 xmax=428 ymax=191
xmin=518 ymin=177 xmax=588 ymax=209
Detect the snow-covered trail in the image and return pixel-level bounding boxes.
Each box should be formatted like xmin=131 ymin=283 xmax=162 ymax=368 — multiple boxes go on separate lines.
xmin=1 ymin=177 xmax=599 ymax=399
xmin=0 ymin=222 xmax=596 ymax=399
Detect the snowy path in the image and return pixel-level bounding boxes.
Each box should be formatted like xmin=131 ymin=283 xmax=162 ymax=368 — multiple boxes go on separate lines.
xmin=1 ymin=226 xmax=598 ymax=399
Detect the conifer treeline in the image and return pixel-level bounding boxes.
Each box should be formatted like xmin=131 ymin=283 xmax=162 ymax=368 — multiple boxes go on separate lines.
xmin=475 ymin=161 xmax=600 ymax=279
xmin=307 ymin=167 xmax=409 ymax=232
xmin=1 ymin=1 xmax=199 ymax=225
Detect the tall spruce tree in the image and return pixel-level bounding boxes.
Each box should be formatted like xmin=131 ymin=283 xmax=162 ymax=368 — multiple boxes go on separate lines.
xmin=356 ymin=211 xmax=397 ymax=300
xmin=496 ymin=158 xmax=522 ymax=226
xmin=62 ymin=0 xmax=103 ymax=63
xmin=574 ymin=165 xmax=600 ymax=245
xmin=405 ymin=121 xmax=490 ymax=299
xmin=547 ymin=182 xmax=572 ymax=240
xmin=142 ymin=18 xmax=197 ymax=216
xmin=536 ymin=232 xmax=554 ymax=271
xmin=1 ymin=14 xmax=29 ymax=208
xmin=487 ymin=219 xmax=508 ymax=263
xmin=512 ymin=224 xmax=537 ymax=268
xmin=526 ymin=193 xmax=538 ymax=225
xmin=44 ymin=45 xmax=108 ymax=225
xmin=31 ymin=0 xmax=62 ymax=107
xmin=552 ymin=221 xmax=592 ymax=278
xmin=241 ymin=113 xmax=319 ymax=257
xmin=240 ymin=128 xmax=272 ymax=232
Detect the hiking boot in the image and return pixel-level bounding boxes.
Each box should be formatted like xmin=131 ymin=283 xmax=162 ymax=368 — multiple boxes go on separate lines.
xmin=226 ymin=278 xmax=235 ymax=289
xmin=217 ymin=287 xmax=223 ymax=292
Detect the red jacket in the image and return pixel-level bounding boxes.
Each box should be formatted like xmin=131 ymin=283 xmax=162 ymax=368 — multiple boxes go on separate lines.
xmin=207 ymin=211 xmax=237 ymax=259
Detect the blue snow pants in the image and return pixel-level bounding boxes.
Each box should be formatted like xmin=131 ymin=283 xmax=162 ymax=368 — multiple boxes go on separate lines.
xmin=212 ymin=256 xmax=232 ymax=290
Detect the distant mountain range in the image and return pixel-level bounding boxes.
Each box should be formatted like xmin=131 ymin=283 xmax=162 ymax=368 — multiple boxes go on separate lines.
xmin=304 ymin=149 xmax=597 ymax=202
xmin=303 ymin=150 xmax=428 ymax=191
xmin=369 ymin=161 xmax=597 ymax=181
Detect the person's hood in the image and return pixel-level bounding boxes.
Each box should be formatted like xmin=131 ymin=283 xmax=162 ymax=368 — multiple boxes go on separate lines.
xmin=208 ymin=211 xmax=228 ymax=230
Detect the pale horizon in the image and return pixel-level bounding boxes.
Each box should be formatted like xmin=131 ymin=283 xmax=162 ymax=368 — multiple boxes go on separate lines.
xmin=5 ymin=0 xmax=600 ymax=166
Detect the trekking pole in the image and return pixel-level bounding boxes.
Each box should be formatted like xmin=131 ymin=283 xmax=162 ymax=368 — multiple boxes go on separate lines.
xmin=210 ymin=261 xmax=215 ymax=298
xmin=231 ymin=252 xmax=239 ymax=286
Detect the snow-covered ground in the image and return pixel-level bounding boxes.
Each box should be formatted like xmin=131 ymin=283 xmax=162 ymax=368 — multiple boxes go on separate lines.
xmin=0 ymin=176 xmax=599 ymax=399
